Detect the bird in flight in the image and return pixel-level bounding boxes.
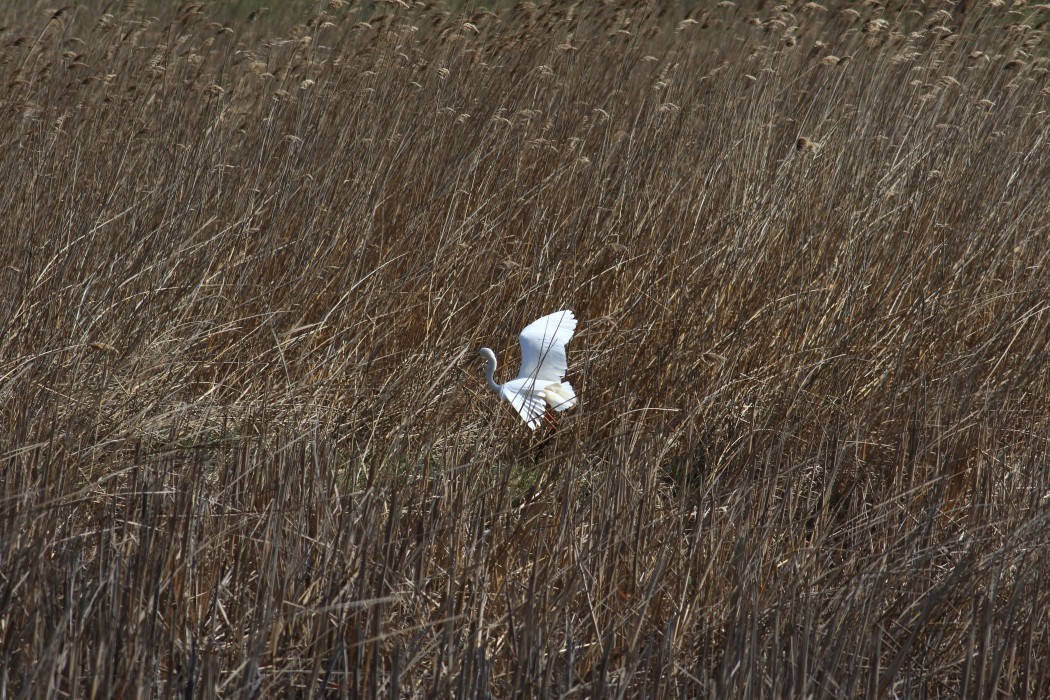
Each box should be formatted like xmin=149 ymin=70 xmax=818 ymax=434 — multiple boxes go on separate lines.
xmin=477 ymin=310 xmax=578 ymax=430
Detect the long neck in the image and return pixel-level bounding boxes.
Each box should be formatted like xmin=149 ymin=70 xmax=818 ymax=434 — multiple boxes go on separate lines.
xmin=484 ymin=352 xmax=501 ymax=393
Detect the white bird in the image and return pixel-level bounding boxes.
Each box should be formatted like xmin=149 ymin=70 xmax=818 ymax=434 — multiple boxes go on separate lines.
xmin=477 ymin=310 xmax=579 ymax=430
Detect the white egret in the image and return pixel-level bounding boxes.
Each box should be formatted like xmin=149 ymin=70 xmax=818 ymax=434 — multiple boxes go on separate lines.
xmin=477 ymin=310 xmax=578 ymax=430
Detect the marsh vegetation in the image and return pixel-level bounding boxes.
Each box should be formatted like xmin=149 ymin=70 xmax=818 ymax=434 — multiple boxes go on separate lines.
xmin=1 ymin=0 xmax=1048 ymax=696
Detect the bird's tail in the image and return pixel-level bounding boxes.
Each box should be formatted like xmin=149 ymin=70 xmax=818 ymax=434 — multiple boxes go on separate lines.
xmin=542 ymin=382 xmax=578 ymax=412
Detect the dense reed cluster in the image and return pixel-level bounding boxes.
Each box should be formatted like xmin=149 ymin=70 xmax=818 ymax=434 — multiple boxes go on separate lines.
xmin=1 ymin=0 xmax=1048 ymax=696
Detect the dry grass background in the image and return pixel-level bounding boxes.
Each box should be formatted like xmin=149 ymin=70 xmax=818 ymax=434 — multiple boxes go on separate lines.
xmin=1 ymin=0 xmax=1049 ymax=697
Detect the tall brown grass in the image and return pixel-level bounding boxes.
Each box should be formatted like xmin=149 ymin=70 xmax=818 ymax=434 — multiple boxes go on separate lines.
xmin=1 ymin=0 xmax=1048 ymax=696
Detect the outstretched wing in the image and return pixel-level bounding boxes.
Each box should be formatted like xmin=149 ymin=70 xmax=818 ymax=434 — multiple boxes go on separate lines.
xmin=516 ymin=310 xmax=576 ymax=383
xmin=505 ymin=389 xmax=547 ymax=430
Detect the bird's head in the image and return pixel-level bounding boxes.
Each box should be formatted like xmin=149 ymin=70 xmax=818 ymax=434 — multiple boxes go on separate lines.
xmin=476 ymin=347 xmax=496 ymax=363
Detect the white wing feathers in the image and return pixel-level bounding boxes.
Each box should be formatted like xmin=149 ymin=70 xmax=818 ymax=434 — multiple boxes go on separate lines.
xmin=516 ymin=310 xmax=577 ymax=383
xmin=543 ymin=381 xmax=577 ymax=412
xmin=506 ymin=390 xmax=547 ymax=430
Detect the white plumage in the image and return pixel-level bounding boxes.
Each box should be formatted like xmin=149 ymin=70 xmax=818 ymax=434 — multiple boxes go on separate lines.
xmin=477 ymin=310 xmax=579 ymax=430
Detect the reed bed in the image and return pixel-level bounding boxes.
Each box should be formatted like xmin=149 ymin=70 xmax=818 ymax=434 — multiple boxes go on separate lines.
xmin=1 ymin=0 xmax=1048 ymax=697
